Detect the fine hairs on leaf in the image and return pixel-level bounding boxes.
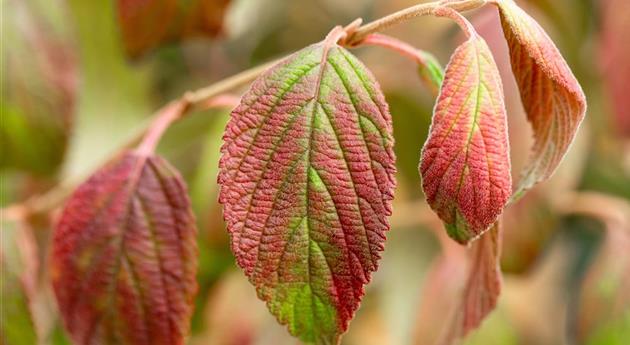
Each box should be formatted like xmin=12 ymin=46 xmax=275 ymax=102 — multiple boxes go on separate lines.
xmin=420 ymin=8 xmax=512 ymax=245
xmin=218 ymin=26 xmax=396 ymax=344
xmin=16 ymin=1 xmax=588 ymax=344
xmin=490 ymin=0 xmax=587 ymax=199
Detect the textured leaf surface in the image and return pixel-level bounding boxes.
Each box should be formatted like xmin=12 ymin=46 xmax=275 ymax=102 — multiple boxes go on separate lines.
xmin=218 ymin=36 xmax=396 ymax=343
xmin=492 ymin=0 xmax=587 ymax=197
xmin=51 ymin=152 xmax=198 ymax=345
xmin=420 ymin=32 xmax=511 ymax=244
xmin=116 ymin=0 xmax=230 ymax=57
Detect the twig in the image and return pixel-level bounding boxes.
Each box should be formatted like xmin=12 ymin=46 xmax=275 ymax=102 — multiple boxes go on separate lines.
xmin=344 ymin=0 xmax=486 ymax=45
xmin=2 ymin=0 xmax=489 ymax=216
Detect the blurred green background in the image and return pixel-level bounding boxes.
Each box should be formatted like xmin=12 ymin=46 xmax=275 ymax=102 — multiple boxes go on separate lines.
xmin=2 ymin=0 xmax=629 ymax=344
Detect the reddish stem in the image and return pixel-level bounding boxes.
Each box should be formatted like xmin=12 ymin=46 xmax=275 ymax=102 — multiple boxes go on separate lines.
xmin=431 ymin=7 xmax=477 ymax=38
xmin=359 ymin=33 xmax=428 ymax=64
xmin=135 ymin=100 xmax=190 ymax=156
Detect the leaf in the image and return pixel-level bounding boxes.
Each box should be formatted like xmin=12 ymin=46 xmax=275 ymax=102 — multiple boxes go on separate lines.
xmin=1 ymin=0 xmax=77 ymax=176
xmin=417 ymin=51 xmax=445 ymax=95
xmin=51 ymin=151 xmax=198 ymax=345
xmin=491 ymin=0 xmax=587 ymax=197
xmin=218 ymin=29 xmax=396 ymax=344
xmin=1 ymin=221 xmax=38 ymax=345
xmin=567 ymin=193 xmax=630 ymax=343
xmin=443 ymin=222 xmax=503 ymax=343
xmin=420 ymin=29 xmax=512 ymax=244
xmin=600 ymin=0 xmax=630 ymax=136
xmin=412 ymin=230 xmax=468 ymax=345
xmin=116 ymin=0 xmax=231 ymax=57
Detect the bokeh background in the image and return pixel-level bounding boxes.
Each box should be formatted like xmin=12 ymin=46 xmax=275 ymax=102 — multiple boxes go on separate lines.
xmin=2 ymin=0 xmax=629 ymax=344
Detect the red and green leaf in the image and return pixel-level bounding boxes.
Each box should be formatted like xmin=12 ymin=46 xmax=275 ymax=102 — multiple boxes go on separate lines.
xmin=218 ymin=29 xmax=396 ymax=344
xmin=51 ymin=151 xmax=198 ymax=345
xmin=116 ymin=0 xmax=231 ymax=57
xmin=491 ymin=0 xmax=587 ymax=197
xmin=420 ymin=25 xmax=512 ymax=244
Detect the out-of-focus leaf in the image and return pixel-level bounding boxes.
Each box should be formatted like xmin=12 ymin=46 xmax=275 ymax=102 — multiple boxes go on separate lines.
xmin=218 ymin=30 xmax=396 ymax=344
xmin=0 ymin=220 xmax=38 ymax=345
xmin=412 ymin=229 xmax=468 ymax=345
xmin=444 ymin=223 xmax=503 ymax=342
xmin=420 ymin=24 xmax=511 ymax=245
xmin=116 ymin=0 xmax=231 ymax=58
xmin=491 ymin=0 xmax=587 ymax=198
xmin=416 ymin=51 xmax=444 ymax=95
xmin=572 ymin=195 xmax=630 ymax=344
xmin=600 ymin=0 xmax=630 ymax=137
xmin=0 ymin=0 xmax=77 ymax=176
xmin=51 ymin=151 xmax=198 ymax=345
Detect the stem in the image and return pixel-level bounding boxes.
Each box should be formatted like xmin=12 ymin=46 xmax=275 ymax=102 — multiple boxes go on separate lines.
xmin=184 ymin=60 xmax=278 ymax=107
xmin=3 ymin=0 xmax=489 ymax=216
xmin=345 ymin=0 xmax=486 ymax=45
xmin=358 ymin=33 xmax=444 ymax=96
xmin=431 ymin=6 xmax=477 ymax=38
xmin=135 ymin=100 xmax=190 ymax=155
xmin=359 ymin=33 xmax=428 ymax=64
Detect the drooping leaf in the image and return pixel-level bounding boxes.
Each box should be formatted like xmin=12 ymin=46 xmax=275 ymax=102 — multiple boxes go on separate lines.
xmin=116 ymin=0 xmax=231 ymax=57
xmin=444 ymin=222 xmax=503 ymax=342
xmin=412 ymin=229 xmax=468 ymax=345
xmin=51 ymin=151 xmax=198 ymax=345
xmin=600 ymin=0 xmax=630 ymax=136
xmin=420 ymin=29 xmax=512 ymax=244
xmin=218 ymin=30 xmax=396 ymax=344
xmin=491 ymin=0 xmax=587 ymax=197
xmin=1 ymin=0 xmax=77 ymax=176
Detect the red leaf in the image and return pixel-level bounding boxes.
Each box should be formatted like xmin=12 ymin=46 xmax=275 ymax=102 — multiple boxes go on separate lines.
xmin=51 ymin=152 xmax=198 ymax=345
xmin=218 ymin=28 xmax=396 ymax=343
xmin=600 ymin=0 xmax=630 ymax=136
xmin=443 ymin=222 xmax=503 ymax=343
xmin=116 ymin=0 xmax=231 ymax=57
xmin=491 ymin=0 xmax=587 ymax=196
xmin=420 ymin=25 xmax=512 ymax=244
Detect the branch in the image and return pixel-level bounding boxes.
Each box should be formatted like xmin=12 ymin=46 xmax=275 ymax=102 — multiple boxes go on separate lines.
xmin=344 ymin=0 xmax=486 ymax=45
xmin=2 ymin=0 xmax=488 ymax=217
